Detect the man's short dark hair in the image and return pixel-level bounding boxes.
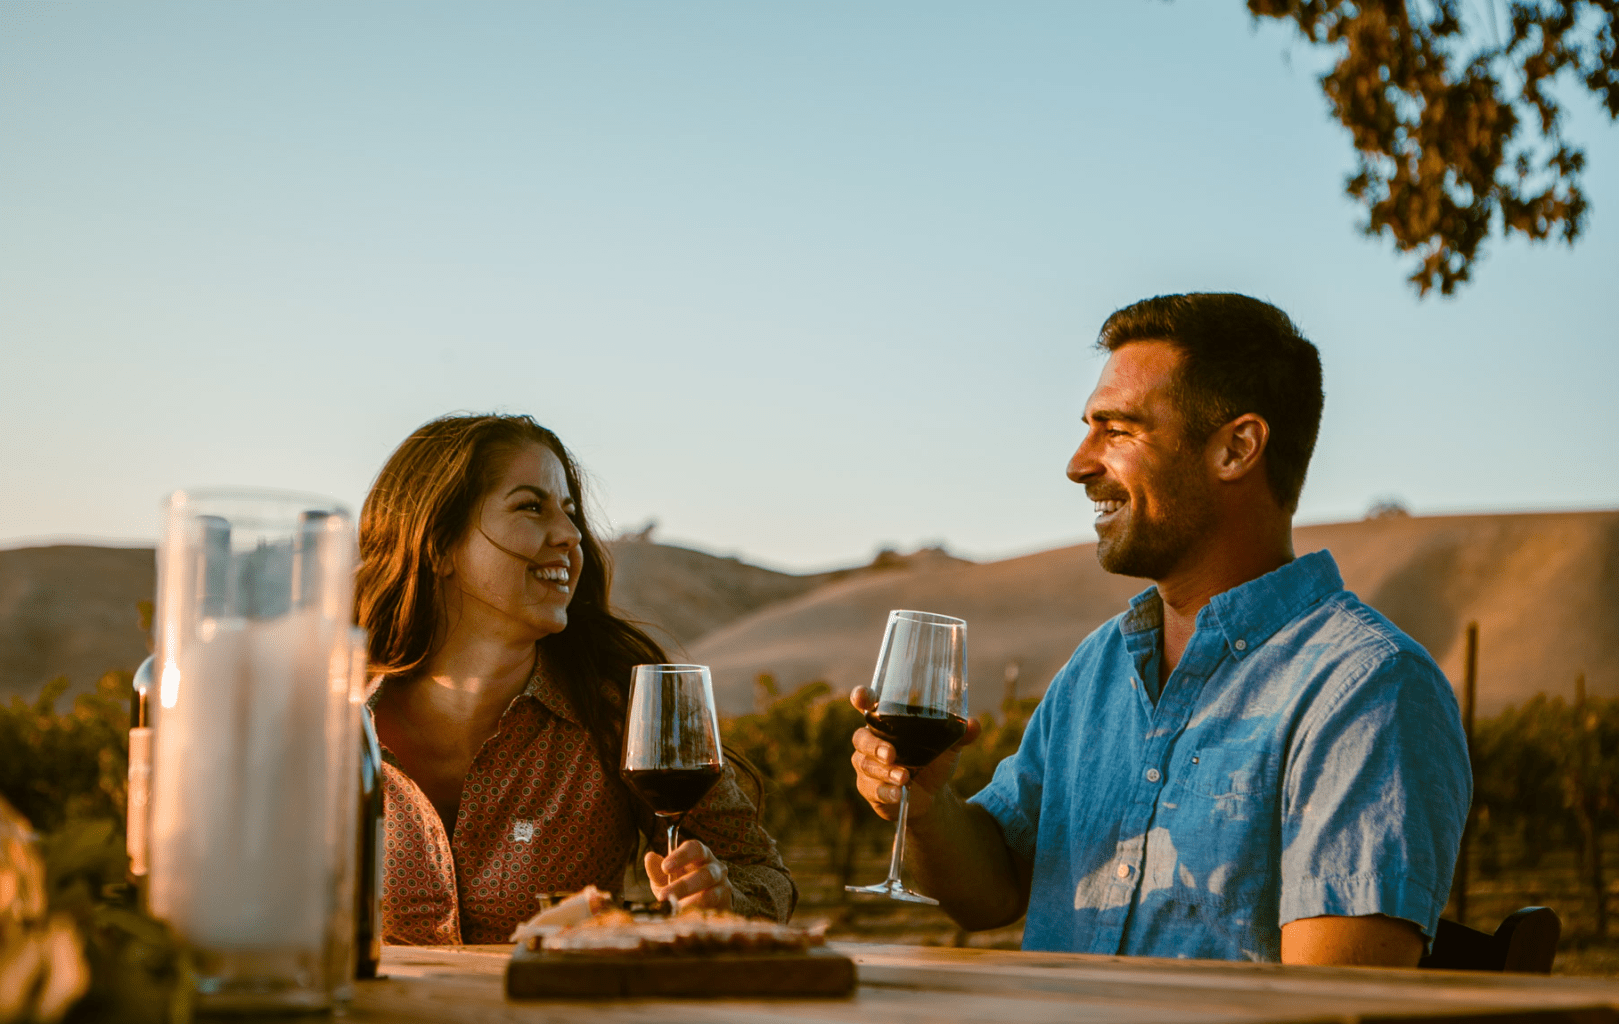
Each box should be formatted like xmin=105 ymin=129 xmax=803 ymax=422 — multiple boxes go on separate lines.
xmin=1097 ymin=293 xmax=1324 ymax=513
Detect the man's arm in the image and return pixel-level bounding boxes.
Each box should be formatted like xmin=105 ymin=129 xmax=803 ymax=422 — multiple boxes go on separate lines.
xmin=1280 ymin=914 xmax=1425 ymax=967
xmin=1278 ymin=648 xmax=1469 ymax=967
xmin=849 ymin=688 xmax=1031 ymax=930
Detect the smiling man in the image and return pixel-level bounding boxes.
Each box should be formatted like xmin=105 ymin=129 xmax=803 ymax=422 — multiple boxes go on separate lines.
xmin=850 ymin=292 xmax=1471 ymax=965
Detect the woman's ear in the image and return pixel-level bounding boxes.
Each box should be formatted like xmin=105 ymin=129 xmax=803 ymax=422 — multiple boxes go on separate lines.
xmin=1211 ymin=413 xmax=1269 ymax=483
xmin=429 ymin=547 xmax=455 ymax=578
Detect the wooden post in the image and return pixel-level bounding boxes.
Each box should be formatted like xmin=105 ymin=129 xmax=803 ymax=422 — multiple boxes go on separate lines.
xmin=1455 ymin=621 xmax=1478 ymax=928
xmin=1574 ymin=673 xmax=1607 ymax=939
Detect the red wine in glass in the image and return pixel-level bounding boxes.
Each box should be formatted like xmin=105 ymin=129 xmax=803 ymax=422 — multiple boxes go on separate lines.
xmin=622 ymin=764 xmax=723 ymax=818
xmin=622 ymin=664 xmax=726 ymax=912
xmin=864 ymin=704 xmax=968 ymax=768
xmin=846 ymin=610 xmax=968 ymax=906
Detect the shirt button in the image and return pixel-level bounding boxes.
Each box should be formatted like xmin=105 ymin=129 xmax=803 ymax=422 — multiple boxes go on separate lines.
xmin=1234 ymin=639 xmax=1247 ymax=651
xmin=1115 ymin=863 xmax=1131 ymax=879
xmin=1145 ymin=768 xmax=1161 ymax=783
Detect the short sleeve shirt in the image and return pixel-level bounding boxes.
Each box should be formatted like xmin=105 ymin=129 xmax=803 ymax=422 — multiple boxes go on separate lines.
xmin=374 ymin=666 xmax=796 ymax=944
xmin=969 ymin=550 xmax=1471 ymax=961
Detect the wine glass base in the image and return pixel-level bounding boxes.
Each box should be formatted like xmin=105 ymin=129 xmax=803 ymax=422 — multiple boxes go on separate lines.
xmin=844 ymin=882 xmax=940 ymax=906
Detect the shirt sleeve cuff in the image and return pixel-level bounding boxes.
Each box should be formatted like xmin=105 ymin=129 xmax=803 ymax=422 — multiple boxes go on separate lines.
xmin=966 ymin=785 xmax=1037 ymax=864
xmin=1280 ymin=873 xmax=1446 ymax=942
xmin=728 ymin=863 xmax=798 ymax=923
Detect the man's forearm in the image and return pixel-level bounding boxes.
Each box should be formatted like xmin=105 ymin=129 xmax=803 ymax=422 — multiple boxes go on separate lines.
xmin=905 ymin=785 xmax=1029 ymax=931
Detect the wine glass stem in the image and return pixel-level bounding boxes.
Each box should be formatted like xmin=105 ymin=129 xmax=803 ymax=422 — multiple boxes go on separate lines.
xmin=664 ymin=819 xmax=680 ymax=914
xmin=884 ymin=785 xmax=911 ymax=888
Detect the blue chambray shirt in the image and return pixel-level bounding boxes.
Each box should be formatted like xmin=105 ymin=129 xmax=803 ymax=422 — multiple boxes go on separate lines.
xmin=969 ymin=550 xmax=1470 ymax=961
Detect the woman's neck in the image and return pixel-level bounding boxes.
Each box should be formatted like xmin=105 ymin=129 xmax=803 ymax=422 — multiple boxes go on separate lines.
xmin=407 ymin=631 xmax=539 ymax=736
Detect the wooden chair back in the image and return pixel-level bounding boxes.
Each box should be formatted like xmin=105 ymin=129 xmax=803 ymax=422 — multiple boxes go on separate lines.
xmin=1417 ymin=907 xmax=1560 ymax=973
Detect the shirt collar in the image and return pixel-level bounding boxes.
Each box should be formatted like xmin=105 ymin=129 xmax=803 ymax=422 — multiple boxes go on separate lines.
xmin=1116 ymin=549 xmax=1344 ymax=660
xmin=1203 ymin=549 xmax=1343 ymax=659
xmin=523 ymin=654 xmax=585 ymax=727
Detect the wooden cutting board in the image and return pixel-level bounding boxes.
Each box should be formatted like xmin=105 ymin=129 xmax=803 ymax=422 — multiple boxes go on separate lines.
xmin=506 ymin=944 xmax=856 ymax=998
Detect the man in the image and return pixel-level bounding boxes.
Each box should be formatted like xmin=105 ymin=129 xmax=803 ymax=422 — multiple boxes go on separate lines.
xmin=850 ymin=293 xmax=1470 ymax=965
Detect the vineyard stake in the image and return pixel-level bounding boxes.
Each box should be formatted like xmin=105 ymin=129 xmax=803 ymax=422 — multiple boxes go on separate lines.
xmin=1455 ymin=621 xmax=1478 ymax=929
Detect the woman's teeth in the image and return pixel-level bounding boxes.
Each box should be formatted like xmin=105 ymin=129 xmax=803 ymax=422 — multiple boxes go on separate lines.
xmin=531 ymin=566 xmax=570 ymax=592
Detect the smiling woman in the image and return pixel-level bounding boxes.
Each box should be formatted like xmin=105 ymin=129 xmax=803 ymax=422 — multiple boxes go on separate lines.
xmin=354 ymin=414 xmax=794 ymax=944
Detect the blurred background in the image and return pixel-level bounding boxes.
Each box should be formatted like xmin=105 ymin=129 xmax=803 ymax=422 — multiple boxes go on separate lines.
xmin=2 ymin=0 xmax=1616 ymax=988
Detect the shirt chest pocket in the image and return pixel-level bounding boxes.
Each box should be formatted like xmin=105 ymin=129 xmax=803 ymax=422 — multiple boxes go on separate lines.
xmin=1184 ymin=744 xmax=1279 ymax=823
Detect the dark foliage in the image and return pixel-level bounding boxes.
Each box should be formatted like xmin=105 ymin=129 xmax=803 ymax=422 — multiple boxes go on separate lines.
xmin=1250 ymin=0 xmax=1617 ymax=295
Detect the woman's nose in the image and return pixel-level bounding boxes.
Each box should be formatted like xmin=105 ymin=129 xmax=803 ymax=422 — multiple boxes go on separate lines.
xmin=549 ymin=510 xmax=582 ymax=549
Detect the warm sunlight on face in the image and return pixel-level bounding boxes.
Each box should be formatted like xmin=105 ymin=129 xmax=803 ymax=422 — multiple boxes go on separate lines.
xmin=447 ymin=443 xmax=584 ymax=643
xmin=1066 ymin=340 xmax=1217 ymax=580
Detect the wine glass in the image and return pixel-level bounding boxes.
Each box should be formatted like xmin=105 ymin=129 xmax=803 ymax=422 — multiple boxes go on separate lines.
xmin=621 ymin=664 xmax=726 ymax=908
xmin=846 ymin=610 xmax=968 ymax=905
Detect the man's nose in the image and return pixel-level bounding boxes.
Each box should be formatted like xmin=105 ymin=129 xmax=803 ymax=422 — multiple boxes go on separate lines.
xmin=1066 ymin=435 xmax=1101 ymax=484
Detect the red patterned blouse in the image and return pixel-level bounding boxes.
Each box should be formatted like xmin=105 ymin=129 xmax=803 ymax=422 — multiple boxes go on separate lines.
xmin=371 ymin=667 xmax=795 ymax=945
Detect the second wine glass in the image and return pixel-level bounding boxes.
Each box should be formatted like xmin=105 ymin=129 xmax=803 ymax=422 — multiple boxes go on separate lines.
xmin=621 ymin=664 xmax=725 ymax=906
xmin=846 ymin=609 xmax=969 ymax=905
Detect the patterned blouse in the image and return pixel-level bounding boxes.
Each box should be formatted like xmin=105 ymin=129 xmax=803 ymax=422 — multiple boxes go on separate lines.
xmin=371 ymin=667 xmax=795 ymax=945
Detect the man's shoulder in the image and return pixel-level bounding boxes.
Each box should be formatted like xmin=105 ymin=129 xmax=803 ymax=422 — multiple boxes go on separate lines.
xmin=1297 ymin=587 xmax=1437 ymax=665
xmin=1283 ymin=588 xmax=1455 ymax=711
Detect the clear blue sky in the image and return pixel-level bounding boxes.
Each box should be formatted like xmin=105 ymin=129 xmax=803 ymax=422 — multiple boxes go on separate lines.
xmin=3 ymin=2 xmax=1615 ymax=571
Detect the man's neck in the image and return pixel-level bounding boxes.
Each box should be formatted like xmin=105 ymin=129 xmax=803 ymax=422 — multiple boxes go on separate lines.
xmin=1155 ymin=520 xmax=1294 ymax=682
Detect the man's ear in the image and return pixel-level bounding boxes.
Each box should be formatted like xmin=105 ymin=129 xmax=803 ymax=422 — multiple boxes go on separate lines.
xmin=1209 ymin=413 xmax=1269 ymax=483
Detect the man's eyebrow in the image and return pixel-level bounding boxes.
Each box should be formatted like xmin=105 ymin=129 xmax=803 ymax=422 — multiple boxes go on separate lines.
xmin=1084 ymin=408 xmax=1146 ymax=425
xmin=506 ymin=484 xmax=576 ymax=506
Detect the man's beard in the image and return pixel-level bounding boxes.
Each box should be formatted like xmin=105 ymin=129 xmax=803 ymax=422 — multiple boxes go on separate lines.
xmin=1093 ymin=456 xmax=1216 ymax=580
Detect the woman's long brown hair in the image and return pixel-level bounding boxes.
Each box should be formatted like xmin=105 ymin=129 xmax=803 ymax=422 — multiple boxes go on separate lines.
xmin=356 ymin=413 xmax=758 ymax=818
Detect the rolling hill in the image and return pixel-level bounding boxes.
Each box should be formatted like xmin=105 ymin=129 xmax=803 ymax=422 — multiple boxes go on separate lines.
xmin=691 ymin=511 xmax=1619 ymax=716
xmin=3 ymin=511 xmax=1613 ymax=719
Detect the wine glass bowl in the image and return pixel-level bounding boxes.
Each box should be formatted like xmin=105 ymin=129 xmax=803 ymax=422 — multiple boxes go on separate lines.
xmin=621 ymin=664 xmax=725 ymax=897
xmin=847 ymin=610 xmax=968 ymax=905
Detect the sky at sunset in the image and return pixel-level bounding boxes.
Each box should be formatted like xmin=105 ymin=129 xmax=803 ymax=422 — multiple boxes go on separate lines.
xmin=3 ymin=2 xmax=1616 ymax=571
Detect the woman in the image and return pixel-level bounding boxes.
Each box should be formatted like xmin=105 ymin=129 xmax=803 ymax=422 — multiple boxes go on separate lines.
xmin=356 ymin=413 xmax=794 ymax=944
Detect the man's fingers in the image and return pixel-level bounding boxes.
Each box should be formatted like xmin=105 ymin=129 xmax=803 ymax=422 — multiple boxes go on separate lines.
xmin=851 ymin=747 xmax=908 ymax=786
xmin=850 ymin=726 xmax=894 ymax=762
xmin=849 ymin=685 xmax=876 ymax=711
xmin=958 ymin=717 xmax=984 ymax=748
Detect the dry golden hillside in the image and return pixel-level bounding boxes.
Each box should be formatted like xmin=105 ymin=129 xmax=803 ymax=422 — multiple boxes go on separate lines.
xmin=0 ymin=546 xmax=153 ymax=701
xmin=0 ymin=537 xmax=889 ymax=699
xmin=690 ymin=511 xmax=1619 ymax=716
xmin=4 ymin=512 xmax=1612 ymax=717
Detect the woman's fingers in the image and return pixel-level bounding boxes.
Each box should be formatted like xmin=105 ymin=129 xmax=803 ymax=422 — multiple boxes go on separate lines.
xmin=646 ymin=842 xmax=733 ymax=910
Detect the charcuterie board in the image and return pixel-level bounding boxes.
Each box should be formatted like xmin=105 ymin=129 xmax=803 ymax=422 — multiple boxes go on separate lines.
xmin=506 ymin=943 xmax=856 ymax=998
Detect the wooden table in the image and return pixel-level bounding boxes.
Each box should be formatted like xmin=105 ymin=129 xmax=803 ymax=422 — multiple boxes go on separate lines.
xmin=350 ymin=942 xmax=1619 ymax=1023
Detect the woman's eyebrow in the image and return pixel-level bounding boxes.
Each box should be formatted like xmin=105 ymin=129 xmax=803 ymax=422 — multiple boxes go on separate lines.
xmin=506 ymin=484 xmax=575 ymax=508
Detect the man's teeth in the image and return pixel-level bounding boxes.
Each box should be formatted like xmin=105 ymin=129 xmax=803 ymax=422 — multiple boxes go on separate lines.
xmin=1093 ymin=500 xmax=1125 ymax=515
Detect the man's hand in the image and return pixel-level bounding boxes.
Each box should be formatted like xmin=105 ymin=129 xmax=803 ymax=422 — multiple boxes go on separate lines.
xmin=1280 ymin=914 xmax=1425 ymax=967
xmin=645 ymin=840 xmax=733 ymax=913
xmin=849 ymin=685 xmax=982 ymax=823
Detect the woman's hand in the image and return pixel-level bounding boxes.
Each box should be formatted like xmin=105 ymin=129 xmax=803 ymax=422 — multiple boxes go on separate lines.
xmin=645 ymin=840 xmax=733 ymax=913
